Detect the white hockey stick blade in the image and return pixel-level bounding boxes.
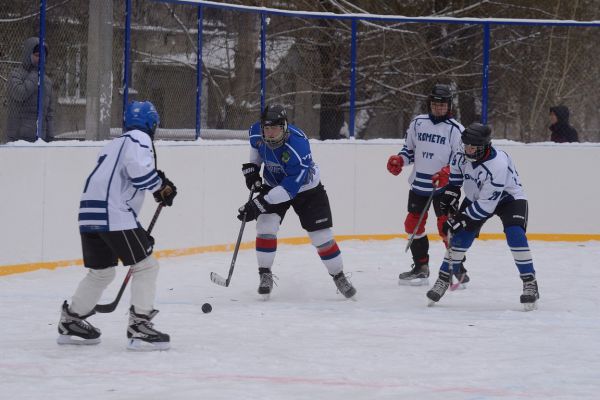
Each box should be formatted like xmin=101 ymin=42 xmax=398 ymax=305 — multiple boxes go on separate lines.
xmin=210 ymin=272 xmax=229 ymax=287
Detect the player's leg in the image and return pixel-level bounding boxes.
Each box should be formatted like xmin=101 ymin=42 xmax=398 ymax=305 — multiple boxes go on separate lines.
xmin=101 ymin=228 xmax=169 ymax=350
xmin=399 ymin=191 xmax=430 ymax=285
xmin=57 ymin=232 xmax=118 ymax=345
xmin=294 ymin=184 xmax=356 ymax=299
xmin=498 ymin=199 xmax=539 ymax=310
xmin=433 ymin=196 xmax=469 ymax=285
xmin=426 ymin=228 xmax=477 ymax=303
xmin=255 ymin=212 xmax=284 ymax=299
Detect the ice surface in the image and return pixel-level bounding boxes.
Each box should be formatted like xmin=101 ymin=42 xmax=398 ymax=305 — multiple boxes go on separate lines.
xmin=1 ymin=239 xmax=599 ymax=399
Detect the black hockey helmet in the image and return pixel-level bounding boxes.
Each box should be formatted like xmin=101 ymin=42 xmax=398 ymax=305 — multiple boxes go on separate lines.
xmin=462 ymin=122 xmax=492 ymax=161
xmin=261 ymin=103 xmax=289 ymax=149
xmin=428 ymin=83 xmax=453 ymax=119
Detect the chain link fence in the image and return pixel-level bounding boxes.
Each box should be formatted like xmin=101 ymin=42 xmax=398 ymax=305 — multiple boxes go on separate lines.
xmin=1 ymin=1 xmax=599 ymax=143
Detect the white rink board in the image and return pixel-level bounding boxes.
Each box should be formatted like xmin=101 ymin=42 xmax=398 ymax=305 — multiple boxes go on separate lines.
xmin=0 ymin=140 xmax=598 ymax=267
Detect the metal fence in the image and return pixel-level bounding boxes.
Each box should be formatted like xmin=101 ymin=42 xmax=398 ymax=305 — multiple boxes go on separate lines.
xmin=1 ymin=0 xmax=599 ymax=143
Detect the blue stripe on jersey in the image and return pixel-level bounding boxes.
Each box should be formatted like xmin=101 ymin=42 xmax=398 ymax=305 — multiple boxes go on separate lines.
xmin=104 ymin=140 xmax=128 ymax=229
xmin=466 ymin=202 xmax=490 ymax=220
xmin=80 ymin=200 xmax=107 ymax=208
xmin=133 ymin=175 xmax=160 ymax=190
xmin=132 ymin=170 xmax=156 ymax=183
xmin=122 ymin=134 xmax=150 ymax=149
xmin=78 ymin=212 xmax=108 ymax=221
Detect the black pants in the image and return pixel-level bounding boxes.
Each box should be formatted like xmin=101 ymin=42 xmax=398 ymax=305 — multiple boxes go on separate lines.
xmin=265 ymin=183 xmax=334 ymax=232
xmin=81 ymin=228 xmax=153 ymax=269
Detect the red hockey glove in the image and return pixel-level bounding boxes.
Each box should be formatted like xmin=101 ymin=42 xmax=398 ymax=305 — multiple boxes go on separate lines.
xmin=387 ymin=155 xmax=404 ymax=176
xmin=432 ymin=165 xmax=450 ymax=188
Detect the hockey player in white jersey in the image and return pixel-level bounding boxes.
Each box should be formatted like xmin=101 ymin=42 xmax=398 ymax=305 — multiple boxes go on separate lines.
xmin=57 ymin=101 xmax=177 ymax=350
xmin=387 ymin=84 xmax=469 ymax=286
xmin=426 ymin=123 xmax=539 ymax=311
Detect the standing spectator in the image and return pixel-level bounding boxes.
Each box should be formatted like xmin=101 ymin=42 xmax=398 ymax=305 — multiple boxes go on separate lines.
xmin=238 ymin=103 xmax=357 ymax=300
xmin=549 ymin=105 xmax=578 ymax=143
xmin=57 ymin=101 xmax=177 ymax=350
xmin=5 ymin=37 xmax=54 ymax=142
xmin=427 ymin=123 xmax=539 ymax=311
xmin=386 ymin=84 xmax=469 ymax=286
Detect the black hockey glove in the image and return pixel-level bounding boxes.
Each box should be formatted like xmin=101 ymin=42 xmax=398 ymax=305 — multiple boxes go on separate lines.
xmin=237 ymin=194 xmax=272 ymax=222
xmin=439 ymin=185 xmax=461 ymax=216
xmin=443 ymin=213 xmax=476 ymax=235
xmin=242 ymin=163 xmax=262 ymax=191
xmin=153 ymin=170 xmax=177 ymax=207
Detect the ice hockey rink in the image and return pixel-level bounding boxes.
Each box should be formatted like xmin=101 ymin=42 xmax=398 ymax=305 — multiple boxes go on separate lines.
xmin=1 ymin=238 xmax=598 ymax=400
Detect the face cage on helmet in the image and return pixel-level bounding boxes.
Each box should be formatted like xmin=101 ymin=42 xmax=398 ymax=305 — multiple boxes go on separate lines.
xmin=463 ymin=143 xmax=489 ymax=162
xmin=429 ymin=97 xmax=452 ymax=117
xmin=262 ymin=123 xmax=288 ymax=149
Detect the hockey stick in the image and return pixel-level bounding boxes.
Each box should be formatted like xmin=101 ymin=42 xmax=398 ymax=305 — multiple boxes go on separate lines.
xmin=94 ymin=204 xmax=164 ymax=313
xmin=404 ymin=187 xmax=437 ymax=252
xmin=447 ymin=231 xmax=467 ymax=291
xmin=210 ymin=189 xmax=255 ymax=287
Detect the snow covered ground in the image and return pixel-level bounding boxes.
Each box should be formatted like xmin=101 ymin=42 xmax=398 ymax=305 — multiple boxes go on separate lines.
xmin=1 ymin=238 xmax=599 ymax=400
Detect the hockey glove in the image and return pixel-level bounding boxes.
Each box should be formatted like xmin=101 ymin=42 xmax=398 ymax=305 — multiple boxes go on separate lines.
xmin=386 ymin=155 xmax=403 ymax=176
xmin=242 ymin=163 xmax=262 ymax=191
xmin=439 ymin=185 xmax=461 ymax=216
xmin=443 ymin=213 xmax=476 ymax=236
xmin=153 ymin=170 xmax=177 ymax=207
xmin=432 ymin=165 xmax=450 ymax=188
xmin=237 ymin=194 xmax=272 ymax=222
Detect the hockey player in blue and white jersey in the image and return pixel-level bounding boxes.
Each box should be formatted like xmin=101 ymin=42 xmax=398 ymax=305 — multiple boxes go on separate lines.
xmin=57 ymin=101 xmax=177 ymax=350
xmin=387 ymin=84 xmax=469 ymax=286
xmin=238 ymin=104 xmax=356 ymax=300
xmin=426 ymin=123 xmax=539 ymax=311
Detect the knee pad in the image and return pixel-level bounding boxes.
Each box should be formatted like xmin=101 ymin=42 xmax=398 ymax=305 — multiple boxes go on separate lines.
xmin=256 ymin=213 xmax=281 ymax=236
xmin=308 ymin=228 xmax=334 ymax=248
xmin=89 ymin=267 xmax=116 ymax=285
xmin=405 ymin=212 xmax=427 ymax=236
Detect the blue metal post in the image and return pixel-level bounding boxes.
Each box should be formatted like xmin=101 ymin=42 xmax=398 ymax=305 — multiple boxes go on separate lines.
xmin=195 ymin=6 xmax=204 ymax=139
xmin=481 ymin=23 xmax=491 ymax=124
xmin=349 ymin=18 xmax=357 ymax=139
xmin=260 ymin=12 xmax=267 ymax=112
xmin=36 ymin=0 xmax=47 ymax=141
xmin=122 ymin=0 xmax=132 ymax=130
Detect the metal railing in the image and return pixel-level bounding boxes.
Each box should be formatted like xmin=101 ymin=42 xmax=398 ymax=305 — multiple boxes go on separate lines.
xmin=1 ymin=0 xmax=599 ymax=143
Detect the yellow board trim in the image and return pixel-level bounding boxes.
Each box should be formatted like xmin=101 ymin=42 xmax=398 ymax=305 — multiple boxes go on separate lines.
xmin=1 ymin=233 xmax=598 ymax=277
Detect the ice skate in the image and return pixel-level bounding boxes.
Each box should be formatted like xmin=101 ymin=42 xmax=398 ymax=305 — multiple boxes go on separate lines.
xmin=398 ymin=263 xmax=429 ymax=286
xmin=426 ymin=271 xmax=451 ymax=306
xmin=331 ymin=271 xmax=357 ymax=299
xmin=258 ymin=267 xmax=276 ymax=300
xmin=57 ymin=301 xmax=101 ymax=345
xmin=520 ymin=273 xmax=539 ymax=311
xmin=127 ymin=306 xmax=170 ymax=351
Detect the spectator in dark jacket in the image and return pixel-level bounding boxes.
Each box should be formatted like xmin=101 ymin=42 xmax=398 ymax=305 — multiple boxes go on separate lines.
xmin=549 ymin=105 xmax=578 ymax=143
xmin=5 ymin=37 xmax=54 ymax=142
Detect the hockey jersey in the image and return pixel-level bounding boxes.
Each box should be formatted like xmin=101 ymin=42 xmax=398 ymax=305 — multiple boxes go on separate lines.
xmin=78 ymin=129 xmax=162 ymax=232
xmin=449 ymin=147 xmax=527 ymax=222
xmin=399 ymin=114 xmax=464 ymax=195
xmin=248 ymin=122 xmax=319 ymax=204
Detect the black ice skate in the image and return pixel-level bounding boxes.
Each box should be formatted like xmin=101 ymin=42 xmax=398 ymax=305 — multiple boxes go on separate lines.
xmin=520 ymin=273 xmax=539 ymax=311
xmin=398 ymin=263 xmax=429 ymax=286
xmin=258 ymin=267 xmax=276 ymax=300
xmin=331 ymin=271 xmax=357 ymax=299
xmin=127 ymin=306 xmax=170 ymax=351
xmin=57 ymin=300 xmax=101 ymax=345
xmin=426 ymin=271 xmax=451 ymax=306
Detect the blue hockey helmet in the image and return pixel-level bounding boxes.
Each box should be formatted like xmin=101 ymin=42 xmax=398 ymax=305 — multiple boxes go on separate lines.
xmin=124 ymin=101 xmax=160 ymax=138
